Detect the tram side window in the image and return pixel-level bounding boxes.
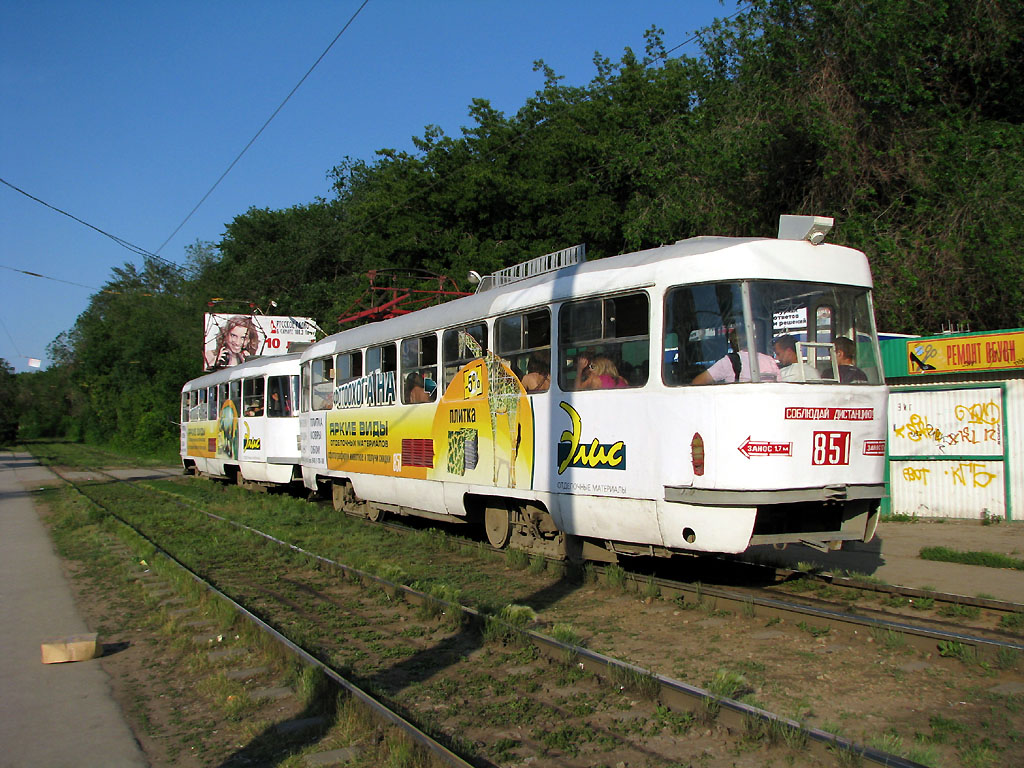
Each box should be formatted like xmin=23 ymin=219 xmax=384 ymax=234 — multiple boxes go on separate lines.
xmin=402 ymin=333 xmax=438 ymax=404
xmin=219 ymin=383 xmax=231 ymax=416
xmin=300 ymin=362 xmax=311 ymax=413
xmin=442 ymin=323 xmax=487 ymax=390
xmin=198 ymin=388 xmax=208 ymax=421
xmin=267 ymin=375 xmax=295 ymax=417
xmin=181 ymin=394 xmax=189 ymax=423
xmin=336 ymin=351 xmax=362 ymax=384
xmin=559 ymin=293 xmax=649 ymax=390
xmin=311 ymin=356 xmax=335 ymax=411
xmin=242 ymin=376 xmax=265 ymax=417
xmin=208 ymin=386 xmax=219 ymax=420
xmin=366 ymin=343 xmax=398 ymax=406
xmin=664 ymin=283 xmax=748 ymax=386
xmin=229 ymin=380 xmax=241 ymax=410
xmin=496 ymin=310 xmax=550 ymax=393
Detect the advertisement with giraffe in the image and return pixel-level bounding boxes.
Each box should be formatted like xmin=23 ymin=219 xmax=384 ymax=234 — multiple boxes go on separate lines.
xmin=323 ymin=331 xmax=535 ymax=488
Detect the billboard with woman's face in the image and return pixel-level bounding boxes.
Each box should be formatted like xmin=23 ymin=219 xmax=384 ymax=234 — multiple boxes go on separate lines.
xmin=203 ymin=314 xmax=316 ymax=371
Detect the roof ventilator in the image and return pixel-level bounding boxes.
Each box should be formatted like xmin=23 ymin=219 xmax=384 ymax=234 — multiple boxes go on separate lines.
xmin=778 ymin=215 xmax=833 ymax=244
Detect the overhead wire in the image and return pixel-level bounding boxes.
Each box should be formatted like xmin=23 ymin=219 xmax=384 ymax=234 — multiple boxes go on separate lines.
xmin=154 ymin=0 xmax=373 ymax=256
xmin=1 ymin=263 xmax=100 ymax=291
xmin=0 ymin=176 xmax=186 ymax=273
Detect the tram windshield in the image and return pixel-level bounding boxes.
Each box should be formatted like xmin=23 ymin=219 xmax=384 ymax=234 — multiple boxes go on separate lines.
xmin=663 ymin=280 xmax=881 ymax=385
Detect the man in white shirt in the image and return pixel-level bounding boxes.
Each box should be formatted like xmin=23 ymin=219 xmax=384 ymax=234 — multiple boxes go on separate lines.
xmin=692 ymin=327 xmax=780 ymax=384
xmin=774 ymin=335 xmax=821 ymax=382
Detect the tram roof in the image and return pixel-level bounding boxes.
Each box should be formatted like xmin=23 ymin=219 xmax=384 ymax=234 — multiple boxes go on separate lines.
xmin=303 ymin=236 xmax=872 ymax=360
xmin=182 ymin=352 xmax=301 ymax=392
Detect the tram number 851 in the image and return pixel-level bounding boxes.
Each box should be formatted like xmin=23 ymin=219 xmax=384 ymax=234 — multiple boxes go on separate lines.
xmin=812 ymin=431 xmax=850 ymax=465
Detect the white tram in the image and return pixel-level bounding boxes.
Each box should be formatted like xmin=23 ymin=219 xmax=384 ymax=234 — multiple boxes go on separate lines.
xmin=180 ymin=353 xmax=301 ymax=488
xmin=299 ymin=216 xmax=888 ymax=559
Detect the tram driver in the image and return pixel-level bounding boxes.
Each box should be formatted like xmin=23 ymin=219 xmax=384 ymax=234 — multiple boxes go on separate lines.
xmin=692 ymin=326 xmax=779 ymax=384
xmin=773 ymin=335 xmax=821 ymax=382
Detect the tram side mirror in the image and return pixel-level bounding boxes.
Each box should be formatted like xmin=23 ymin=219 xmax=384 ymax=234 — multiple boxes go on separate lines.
xmin=778 ymin=215 xmax=833 ymax=245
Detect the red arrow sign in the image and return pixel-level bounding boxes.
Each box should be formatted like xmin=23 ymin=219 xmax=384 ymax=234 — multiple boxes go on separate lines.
xmin=738 ymin=436 xmax=793 ymax=459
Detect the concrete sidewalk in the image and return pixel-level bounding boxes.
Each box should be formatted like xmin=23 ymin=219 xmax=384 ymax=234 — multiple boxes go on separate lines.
xmin=0 ymin=450 xmax=147 ymax=768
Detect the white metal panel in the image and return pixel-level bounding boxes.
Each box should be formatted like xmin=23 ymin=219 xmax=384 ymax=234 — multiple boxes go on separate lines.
xmin=887 ymin=381 xmax=1021 ymax=520
xmin=889 ymin=387 xmax=1003 ymax=457
xmin=890 ymin=459 xmax=1004 ymax=519
xmin=1005 ymin=379 xmax=1024 ymax=522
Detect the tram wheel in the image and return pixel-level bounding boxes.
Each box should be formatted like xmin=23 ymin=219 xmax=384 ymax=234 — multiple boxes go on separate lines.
xmin=331 ymin=482 xmax=347 ymax=512
xmin=366 ymin=506 xmax=385 ymax=523
xmin=484 ymin=505 xmax=512 ymax=549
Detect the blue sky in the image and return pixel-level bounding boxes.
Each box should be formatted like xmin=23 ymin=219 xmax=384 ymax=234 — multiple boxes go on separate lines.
xmin=1 ymin=0 xmax=740 ymax=373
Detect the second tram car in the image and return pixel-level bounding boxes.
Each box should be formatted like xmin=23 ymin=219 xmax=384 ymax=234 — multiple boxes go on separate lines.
xmin=181 ymin=354 xmax=301 ymax=488
xmin=299 ymin=216 xmax=888 ymax=560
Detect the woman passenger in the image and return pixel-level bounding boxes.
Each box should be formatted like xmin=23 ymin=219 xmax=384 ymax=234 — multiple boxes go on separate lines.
xmin=580 ymin=355 xmax=628 ymax=389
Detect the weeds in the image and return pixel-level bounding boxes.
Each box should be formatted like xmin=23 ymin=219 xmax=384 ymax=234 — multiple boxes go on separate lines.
xmin=869 ymin=626 xmax=907 ymax=651
xmin=608 ymin=664 xmax=659 ymax=700
xmin=505 ymin=549 xmax=529 ymax=570
xmin=482 ymin=604 xmax=536 ymax=645
xmin=938 ymin=640 xmax=978 ymax=665
xmin=939 ymin=602 xmax=981 ymax=619
xmin=604 ymin=563 xmax=628 ymax=591
xmin=643 ymin=576 xmax=660 ymax=601
xmin=920 ymin=546 xmax=1024 ymax=571
xmin=550 ymin=623 xmax=582 ymax=647
xmin=995 ymin=647 xmax=1020 ymax=670
xmin=527 ymin=555 xmax=547 ymax=575
xmin=1000 ymin=611 xmax=1024 ymax=631
xmin=653 ymin=704 xmax=695 ymax=735
xmin=744 ymin=714 xmax=808 ymax=749
xmin=796 ymin=621 xmax=831 ymax=638
xmin=706 ymin=668 xmax=750 ymax=699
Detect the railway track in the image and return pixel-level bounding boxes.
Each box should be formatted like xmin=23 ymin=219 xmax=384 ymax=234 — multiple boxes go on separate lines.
xmin=45 ymin=465 xmax=1020 ymax=766
xmin=337 ymin=499 xmax=1024 ymax=662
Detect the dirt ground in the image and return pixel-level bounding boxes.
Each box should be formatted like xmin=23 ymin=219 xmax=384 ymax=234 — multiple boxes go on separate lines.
xmin=25 ymin=460 xmax=1024 ymax=766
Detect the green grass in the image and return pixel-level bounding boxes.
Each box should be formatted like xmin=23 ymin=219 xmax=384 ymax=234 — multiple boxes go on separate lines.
xmin=24 ymin=439 xmax=179 ymax=468
xmin=920 ymin=546 xmax=1024 ymax=571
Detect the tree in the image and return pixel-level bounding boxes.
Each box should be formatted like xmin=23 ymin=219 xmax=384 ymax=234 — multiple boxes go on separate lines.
xmin=0 ymin=359 xmax=18 ymax=443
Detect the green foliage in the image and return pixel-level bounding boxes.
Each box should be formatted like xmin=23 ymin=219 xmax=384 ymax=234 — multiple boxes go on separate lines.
xmin=18 ymin=1 xmax=1024 ymax=446
xmin=0 ymin=358 xmax=18 ymax=444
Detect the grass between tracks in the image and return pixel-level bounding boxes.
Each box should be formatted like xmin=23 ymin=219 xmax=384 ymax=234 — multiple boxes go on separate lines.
xmin=37 ymin=471 xmax=462 ymax=767
xmin=25 ymin=440 xmax=1024 ymax=768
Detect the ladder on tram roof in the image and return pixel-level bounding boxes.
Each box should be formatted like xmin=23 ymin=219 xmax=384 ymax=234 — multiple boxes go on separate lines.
xmin=473 ymin=244 xmax=585 ymax=293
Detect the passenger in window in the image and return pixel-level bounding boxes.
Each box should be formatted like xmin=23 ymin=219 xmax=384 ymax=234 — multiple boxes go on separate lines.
xmin=835 ymin=337 xmax=868 ymax=383
xmin=269 ymin=390 xmax=292 ymax=417
xmin=773 ymin=335 xmax=821 ymax=382
xmin=580 ymin=355 xmax=628 ymax=389
xmin=692 ymin=327 xmax=779 ymax=384
xmin=405 ymin=372 xmax=433 ymax=403
xmin=521 ymin=353 xmax=551 ymax=393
